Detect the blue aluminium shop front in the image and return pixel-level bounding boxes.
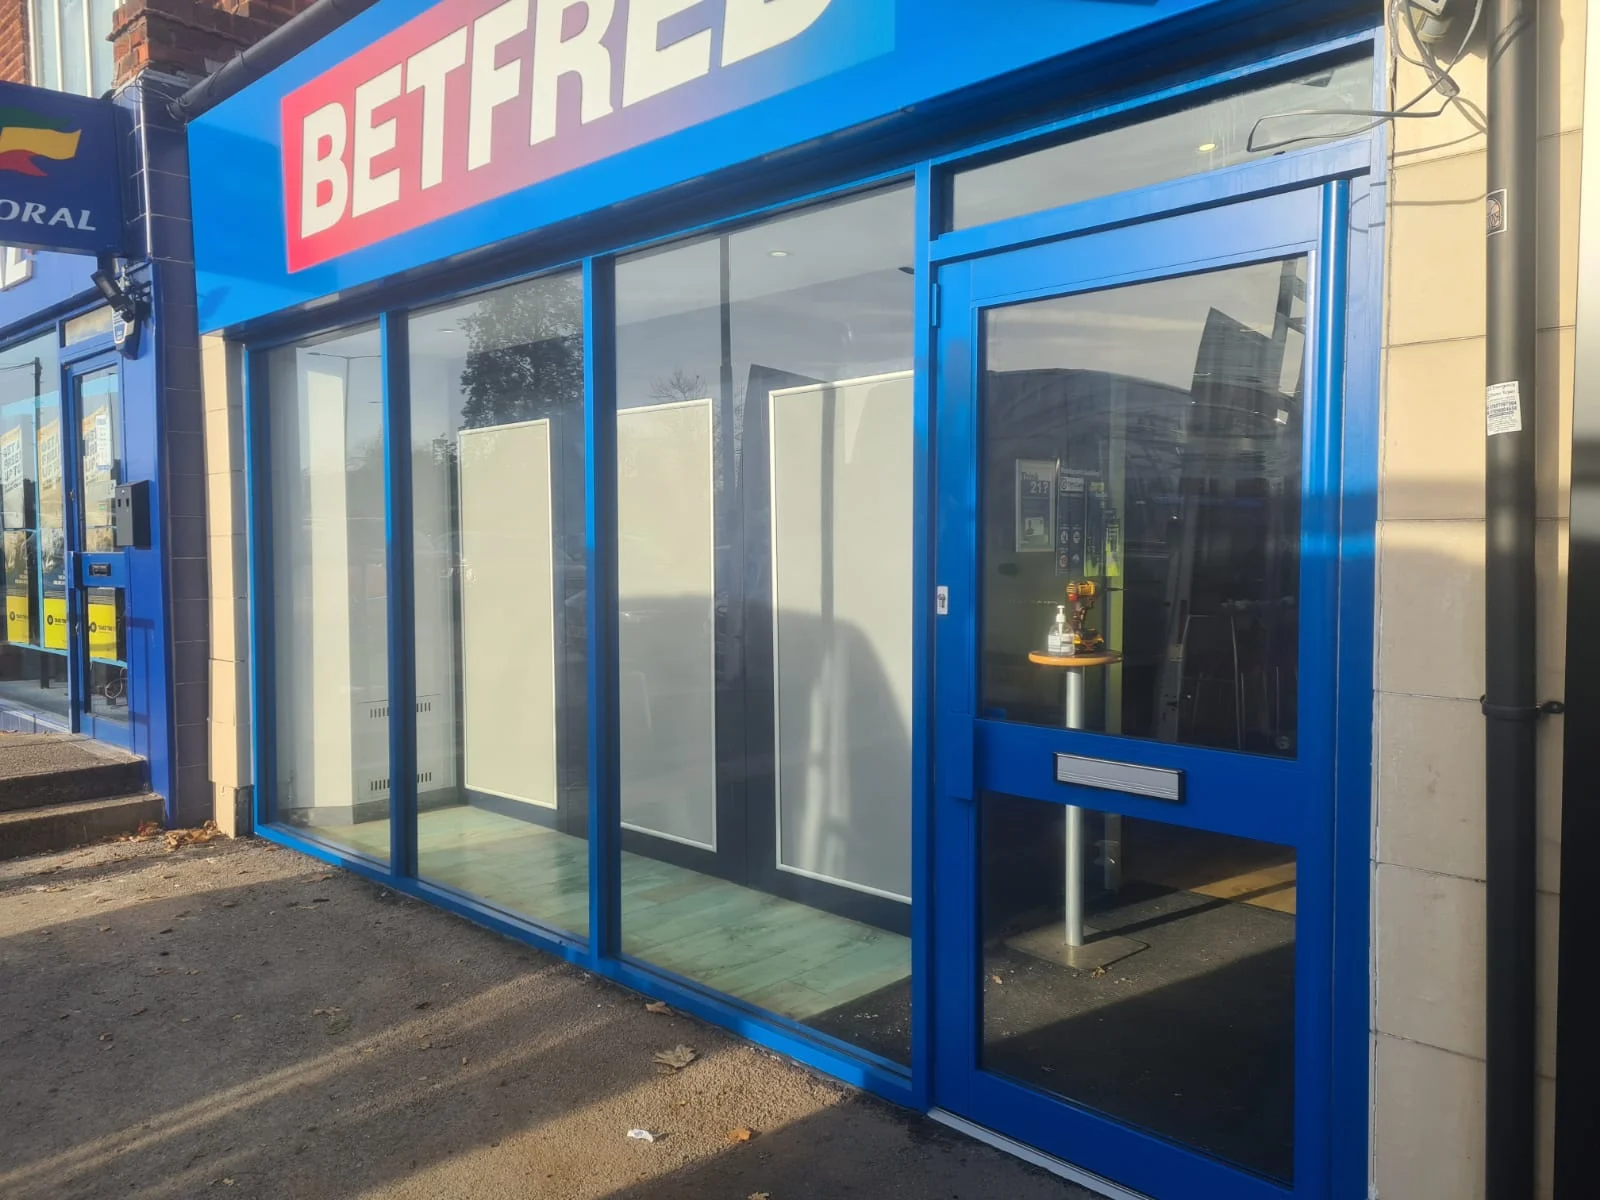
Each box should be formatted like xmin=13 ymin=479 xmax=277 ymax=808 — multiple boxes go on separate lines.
xmin=185 ymin=2 xmax=1384 ymax=1197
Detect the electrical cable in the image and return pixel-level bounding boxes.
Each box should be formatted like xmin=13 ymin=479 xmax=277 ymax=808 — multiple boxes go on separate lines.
xmin=1246 ymin=0 xmax=1484 ymax=154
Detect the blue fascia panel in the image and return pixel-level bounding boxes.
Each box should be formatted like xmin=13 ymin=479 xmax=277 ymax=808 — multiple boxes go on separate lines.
xmin=189 ymin=0 xmax=1360 ymax=331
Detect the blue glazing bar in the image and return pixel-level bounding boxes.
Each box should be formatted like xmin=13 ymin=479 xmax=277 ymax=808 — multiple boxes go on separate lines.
xmin=381 ymin=311 xmax=417 ymax=879
xmin=583 ymin=256 xmax=619 ymax=962
xmin=244 ymin=348 xmax=276 ymax=831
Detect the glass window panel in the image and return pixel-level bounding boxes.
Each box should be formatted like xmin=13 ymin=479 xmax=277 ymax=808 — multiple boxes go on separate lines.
xmin=78 ymin=366 xmax=126 ymax=725
xmin=265 ymin=325 xmax=390 ymax=863
xmin=88 ymin=0 xmax=112 ymax=94
xmin=0 ymin=333 xmax=65 ymax=719
xmin=615 ymin=186 xmax=916 ymax=1063
xmin=58 ymin=0 xmax=87 ymax=96
xmin=29 ymin=0 xmax=60 ymax=91
xmin=64 ymin=307 xmax=114 ymax=346
xmin=980 ymin=258 xmax=1305 ymax=758
xmin=981 ymin=791 xmax=1295 ymax=1181
xmin=949 ymin=59 xmax=1374 ymax=231
xmin=407 ymin=272 xmax=589 ymax=935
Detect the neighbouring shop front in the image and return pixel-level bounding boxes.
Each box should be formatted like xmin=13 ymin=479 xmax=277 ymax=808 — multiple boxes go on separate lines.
xmin=187 ymin=3 xmax=1384 ymax=1197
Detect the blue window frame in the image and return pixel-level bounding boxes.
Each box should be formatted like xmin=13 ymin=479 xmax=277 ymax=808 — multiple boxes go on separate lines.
xmin=237 ymin=29 xmax=1384 ymax=1199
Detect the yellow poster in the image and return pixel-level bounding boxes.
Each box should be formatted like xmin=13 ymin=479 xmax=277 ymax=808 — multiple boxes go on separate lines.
xmin=37 ymin=418 xmax=62 ymax=528
xmin=42 ymin=593 xmax=65 ymax=650
xmin=87 ymin=594 xmax=119 ymax=661
xmin=6 ymin=593 xmax=26 ymax=643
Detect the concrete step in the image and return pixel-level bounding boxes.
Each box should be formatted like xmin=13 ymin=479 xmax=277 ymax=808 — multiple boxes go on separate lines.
xmin=0 ymin=735 xmax=146 ymax=813
xmin=0 ymin=793 xmax=165 ymax=860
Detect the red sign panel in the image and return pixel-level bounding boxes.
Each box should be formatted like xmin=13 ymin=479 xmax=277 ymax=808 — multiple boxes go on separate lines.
xmin=282 ymin=0 xmax=875 ymax=271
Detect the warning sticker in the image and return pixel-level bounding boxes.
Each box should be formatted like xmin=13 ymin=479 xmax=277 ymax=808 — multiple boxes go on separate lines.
xmin=1487 ymin=381 xmax=1523 ymax=435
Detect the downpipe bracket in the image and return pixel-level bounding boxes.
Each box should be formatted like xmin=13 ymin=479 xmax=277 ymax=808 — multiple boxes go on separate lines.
xmin=1480 ymin=697 xmax=1567 ymax=721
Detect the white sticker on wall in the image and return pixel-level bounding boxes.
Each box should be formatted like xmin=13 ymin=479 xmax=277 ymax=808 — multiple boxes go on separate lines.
xmin=1486 ymin=381 xmax=1523 ymax=435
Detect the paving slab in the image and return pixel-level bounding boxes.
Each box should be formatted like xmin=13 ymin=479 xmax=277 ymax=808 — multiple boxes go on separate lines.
xmin=0 ymin=837 xmax=1090 ymax=1200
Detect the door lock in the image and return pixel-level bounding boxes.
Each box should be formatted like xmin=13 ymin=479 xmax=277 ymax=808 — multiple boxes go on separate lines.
xmin=936 ymin=586 xmax=949 ymax=616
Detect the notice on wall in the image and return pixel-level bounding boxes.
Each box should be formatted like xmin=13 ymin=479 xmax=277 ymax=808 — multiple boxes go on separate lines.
xmin=1487 ymin=381 xmax=1522 ymax=436
xmin=1015 ymin=459 xmax=1056 ymax=552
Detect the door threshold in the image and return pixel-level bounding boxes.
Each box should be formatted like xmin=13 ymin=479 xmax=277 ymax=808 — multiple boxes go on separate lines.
xmin=928 ymin=1110 xmax=1153 ymax=1200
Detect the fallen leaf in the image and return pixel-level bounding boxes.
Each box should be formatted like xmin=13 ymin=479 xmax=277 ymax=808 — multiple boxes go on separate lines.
xmin=312 ymin=1007 xmax=343 ymax=1017
xmin=726 ymin=1128 xmax=754 ymax=1144
xmin=231 ymin=1014 xmax=244 ymax=1021
xmin=644 ymin=1000 xmax=671 ymax=1015
xmin=653 ymin=1044 xmax=697 ymax=1070
xmin=749 ymin=1193 xmax=771 ymax=1200
xmin=99 ymin=926 xmax=111 ymax=933
xmin=990 ymin=975 xmax=1003 ymax=985
xmin=166 ymin=821 xmax=224 ymax=852
xmin=130 ymin=1007 xmax=147 ymax=1017
xmin=1091 ymin=965 xmax=1108 ymax=979
xmin=220 ymin=901 xmax=237 ymax=909
xmin=98 ymin=1032 xmax=113 ymax=1042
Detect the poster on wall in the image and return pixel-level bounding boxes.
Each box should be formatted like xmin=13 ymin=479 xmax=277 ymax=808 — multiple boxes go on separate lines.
xmin=3 ymin=529 xmax=29 ymax=644
xmin=1015 ymin=459 xmax=1056 ymax=553
xmin=0 ymin=425 xmax=23 ymax=525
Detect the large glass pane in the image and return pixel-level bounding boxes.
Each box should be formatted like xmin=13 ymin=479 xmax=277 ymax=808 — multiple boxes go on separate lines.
xmin=408 ymin=272 xmax=589 ymax=934
xmin=981 ymin=791 xmax=1296 ymax=1181
xmin=29 ymin=0 xmax=60 ymax=92
xmin=78 ymin=366 xmax=126 ymax=726
xmin=616 ymin=186 xmax=915 ymax=1062
xmin=981 ymin=259 xmax=1305 ymax=757
xmin=0 ymin=333 xmax=66 ymax=720
xmin=949 ymin=59 xmax=1373 ymax=231
xmin=266 ymin=326 xmax=390 ymax=863
xmin=88 ymin=0 xmax=113 ymax=95
xmin=58 ymin=0 xmax=86 ymax=96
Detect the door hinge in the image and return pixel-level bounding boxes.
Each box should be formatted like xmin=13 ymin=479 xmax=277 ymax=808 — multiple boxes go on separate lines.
xmin=930 ymin=281 xmax=941 ymax=329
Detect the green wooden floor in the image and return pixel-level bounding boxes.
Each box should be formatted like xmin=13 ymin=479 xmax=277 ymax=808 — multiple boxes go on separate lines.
xmin=306 ymin=805 xmax=910 ymax=1023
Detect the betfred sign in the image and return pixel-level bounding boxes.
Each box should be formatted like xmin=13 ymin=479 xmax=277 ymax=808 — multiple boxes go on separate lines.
xmin=283 ymin=0 xmax=893 ymax=271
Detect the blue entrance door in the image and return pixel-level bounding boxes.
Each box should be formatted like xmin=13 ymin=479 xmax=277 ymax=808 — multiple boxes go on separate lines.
xmin=932 ymin=186 xmax=1347 ymax=1199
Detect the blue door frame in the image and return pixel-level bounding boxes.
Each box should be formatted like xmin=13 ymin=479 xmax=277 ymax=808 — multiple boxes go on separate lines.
xmin=930 ymin=185 xmax=1359 ymax=1199
xmin=60 ymin=350 xmax=135 ymax=749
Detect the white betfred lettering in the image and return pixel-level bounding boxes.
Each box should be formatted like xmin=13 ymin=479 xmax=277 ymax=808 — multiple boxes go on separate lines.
xmin=468 ymin=0 xmax=530 ymax=171
xmin=351 ymin=65 xmax=404 ymax=216
xmin=300 ymin=102 xmax=350 ymax=238
xmin=0 ymin=201 xmax=17 ymax=221
xmin=406 ymin=29 xmax=468 ymax=190
xmin=623 ymin=0 xmax=711 ymax=108
xmin=721 ymin=0 xmax=831 ymax=66
xmin=530 ymin=0 xmax=615 ymax=145
xmin=47 ymin=207 xmax=74 ymax=228
xmin=20 ymin=203 xmax=43 ymax=224
xmin=77 ymin=209 xmax=94 ymax=231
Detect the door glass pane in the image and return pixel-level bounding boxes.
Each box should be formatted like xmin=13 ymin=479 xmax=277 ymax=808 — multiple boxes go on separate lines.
xmin=0 ymin=333 xmax=66 ymax=720
xmin=265 ymin=326 xmax=389 ymax=863
xmin=980 ymin=259 xmax=1305 ymax=758
xmin=948 ymin=59 xmax=1373 ymax=231
xmin=981 ymin=790 xmax=1296 ymax=1181
xmin=79 ymin=366 xmax=126 ymax=725
xmin=615 ymin=186 xmax=915 ymax=1063
xmin=408 ymin=272 xmax=589 ymax=935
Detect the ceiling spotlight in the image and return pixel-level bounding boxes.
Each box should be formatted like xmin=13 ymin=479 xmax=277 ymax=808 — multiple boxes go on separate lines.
xmin=1196 ymin=142 xmax=1217 ymax=153
xmin=769 ymin=249 xmax=788 ymax=258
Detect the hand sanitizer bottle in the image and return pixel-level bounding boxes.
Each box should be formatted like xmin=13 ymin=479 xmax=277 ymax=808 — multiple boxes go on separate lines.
xmin=1047 ymin=605 xmax=1068 ymax=654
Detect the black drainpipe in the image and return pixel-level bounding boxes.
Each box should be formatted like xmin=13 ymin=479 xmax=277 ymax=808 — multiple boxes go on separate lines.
xmin=1484 ymin=0 xmax=1543 ymax=1197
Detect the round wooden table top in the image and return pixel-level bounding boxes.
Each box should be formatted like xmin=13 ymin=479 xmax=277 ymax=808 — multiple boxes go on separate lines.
xmin=1027 ymin=649 xmax=1122 ymax=669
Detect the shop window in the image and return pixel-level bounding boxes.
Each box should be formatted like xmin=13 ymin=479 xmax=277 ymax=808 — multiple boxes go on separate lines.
xmin=980 ymin=259 xmax=1306 ymax=757
xmin=947 ymin=58 xmax=1374 ymax=232
xmin=263 ymin=325 xmax=390 ymax=863
xmin=29 ymin=0 xmax=114 ymax=97
xmin=406 ymin=272 xmax=589 ymax=934
xmin=0 ymin=332 xmax=68 ymax=721
xmin=614 ymin=185 xmax=916 ymax=1063
xmin=63 ymin=306 xmax=114 ymax=346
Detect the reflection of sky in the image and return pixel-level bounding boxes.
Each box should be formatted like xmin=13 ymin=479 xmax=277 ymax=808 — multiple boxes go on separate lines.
xmin=986 ymin=259 xmax=1306 ymax=395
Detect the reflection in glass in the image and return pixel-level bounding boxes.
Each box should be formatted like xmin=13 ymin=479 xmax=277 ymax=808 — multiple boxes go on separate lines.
xmin=266 ymin=325 xmax=390 ymax=863
xmin=0 ymin=333 xmax=67 ymax=721
xmin=616 ymin=186 xmax=915 ymax=1062
xmin=981 ymin=259 xmax=1306 ymax=757
xmin=408 ymin=273 xmax=589 ymax=934
xmin=79 ymin=367 xmax=126 ymax=725
xmin=950 ymin=59 xmax=1374 ymax=231
xmin=981 ymin=791 xmax=1296 ymax=1181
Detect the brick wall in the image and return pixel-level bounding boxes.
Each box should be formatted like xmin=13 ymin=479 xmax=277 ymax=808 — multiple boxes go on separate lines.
xmin=0 ymin=0 xmax=28 ymax=85
xmin=110 ymin=0 xmax=315 ymax=88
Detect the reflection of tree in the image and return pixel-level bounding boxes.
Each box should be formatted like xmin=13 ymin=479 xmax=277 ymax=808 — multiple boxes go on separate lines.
xmin=649 ymin=368 xmax=707 ymax=406
xmin=458 ymin=277 xmax=584 ymax=429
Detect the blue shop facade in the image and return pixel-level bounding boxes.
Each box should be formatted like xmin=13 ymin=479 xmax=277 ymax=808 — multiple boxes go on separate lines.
xmin=187 ymin=2 xmax=1386 ymax=1196
xmin=0 ymin=76 xmax=204 ymax=824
